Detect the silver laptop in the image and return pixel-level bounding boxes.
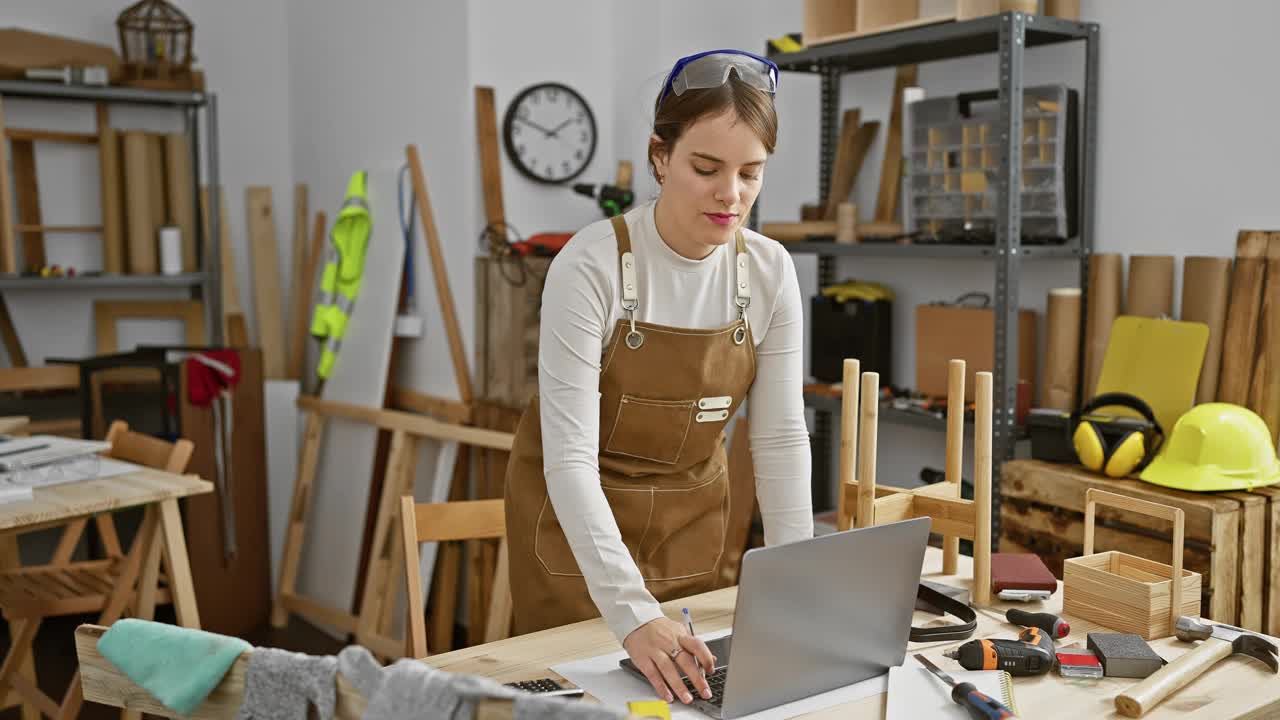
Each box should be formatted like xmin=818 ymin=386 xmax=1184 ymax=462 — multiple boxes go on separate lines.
xmin=621 ymin=517 xmax=930 ymax=718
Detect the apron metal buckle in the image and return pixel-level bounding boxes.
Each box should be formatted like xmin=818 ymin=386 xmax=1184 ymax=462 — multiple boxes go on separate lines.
xmin=626 ymin=328 xmax=645 ymax=349
xmin=733 ymin=325 xmax=746 ymax=345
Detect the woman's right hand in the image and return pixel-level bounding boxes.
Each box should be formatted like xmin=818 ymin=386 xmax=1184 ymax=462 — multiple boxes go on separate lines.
xmin=622 ymin=617 xmax=717 ymax=704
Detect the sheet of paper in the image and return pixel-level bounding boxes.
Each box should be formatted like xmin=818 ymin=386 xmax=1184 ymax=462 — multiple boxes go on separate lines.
xmin=551 ymin=628 xmax=889 ymax=719
xmin=0 ymin=455 xmax=143 ymax=502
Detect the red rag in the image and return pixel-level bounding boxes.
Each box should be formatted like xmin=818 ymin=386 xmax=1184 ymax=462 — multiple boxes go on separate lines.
xmin=185 ymin=350 xmax=242 ymax=407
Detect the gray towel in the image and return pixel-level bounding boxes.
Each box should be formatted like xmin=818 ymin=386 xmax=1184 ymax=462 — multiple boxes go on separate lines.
xmin=236 ymin=647 xmax=337 ymax=720
xmin=337 ymin=646 xmax=625 ymax=719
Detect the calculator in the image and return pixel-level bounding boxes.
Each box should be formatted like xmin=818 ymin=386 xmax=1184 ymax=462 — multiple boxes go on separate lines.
xmin=504 ymin=677 xmax=586 ymax=699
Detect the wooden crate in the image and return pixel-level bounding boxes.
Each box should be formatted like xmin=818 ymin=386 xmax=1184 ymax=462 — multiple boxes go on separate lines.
xmin=475 ymin=255 xmax=552 ymax=409
xmin=1253 ymin=485 xmax=1280 ymax=636
xmin=1001 ymin=459 xmax=1266 ymax=630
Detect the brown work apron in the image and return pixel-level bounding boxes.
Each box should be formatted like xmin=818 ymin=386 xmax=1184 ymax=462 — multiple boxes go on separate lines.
xmin=504 ymin=214 xmax=757 ymax=635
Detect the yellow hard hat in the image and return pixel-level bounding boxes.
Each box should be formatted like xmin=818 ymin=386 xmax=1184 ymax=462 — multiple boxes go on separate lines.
xmin=1139 ymin=403 xmax=1280 ymax=492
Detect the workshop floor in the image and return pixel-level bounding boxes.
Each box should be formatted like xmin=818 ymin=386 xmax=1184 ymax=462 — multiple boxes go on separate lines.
xmin=0 ymin=610 xmax=345 ymax=719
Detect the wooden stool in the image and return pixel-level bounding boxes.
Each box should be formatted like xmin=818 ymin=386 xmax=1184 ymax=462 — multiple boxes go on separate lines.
xmin=836 ymin=358 xmax=992 ymax=606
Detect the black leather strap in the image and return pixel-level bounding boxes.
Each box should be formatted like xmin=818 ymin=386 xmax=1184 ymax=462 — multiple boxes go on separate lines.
xmin=910 ymin=583 xmax=978 ymax=642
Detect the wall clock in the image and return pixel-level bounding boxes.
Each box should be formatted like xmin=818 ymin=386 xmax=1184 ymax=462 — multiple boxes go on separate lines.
xmin=503 ymin=82 xmax=597 ymax=184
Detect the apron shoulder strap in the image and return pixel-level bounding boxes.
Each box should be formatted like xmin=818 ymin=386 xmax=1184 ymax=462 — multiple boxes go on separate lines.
xmin=734 ymin=230 xmax=750 ymax=317
xmin=611 ymin=215 xmax=638 ymax=311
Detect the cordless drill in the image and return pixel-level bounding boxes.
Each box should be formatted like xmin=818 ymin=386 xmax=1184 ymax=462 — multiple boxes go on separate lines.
xmin=943 ymin=609 xmax=1064 ymax=676
xmin=573 ymin=183 xmax=634 ymax=218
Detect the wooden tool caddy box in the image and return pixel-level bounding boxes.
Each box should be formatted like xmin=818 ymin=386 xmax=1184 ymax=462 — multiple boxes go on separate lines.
xmin=1001 ymin=459 xmax=1279 ymax=635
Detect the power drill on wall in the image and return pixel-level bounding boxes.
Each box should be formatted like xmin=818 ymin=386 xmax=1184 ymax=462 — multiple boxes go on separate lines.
xmin=573 ymin=182 xmax=634 ymax=218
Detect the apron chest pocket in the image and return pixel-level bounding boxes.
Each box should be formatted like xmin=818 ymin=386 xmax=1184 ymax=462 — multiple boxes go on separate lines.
xmin=605 ymin=394 xmax=695 ymax=465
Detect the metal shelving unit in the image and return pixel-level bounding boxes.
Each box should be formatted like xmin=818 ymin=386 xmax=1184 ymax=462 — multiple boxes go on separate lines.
xmin=0 ymin=79 xmax=222 ymax=344
xmin=769 ymin=12 xmax=1099 ymax=538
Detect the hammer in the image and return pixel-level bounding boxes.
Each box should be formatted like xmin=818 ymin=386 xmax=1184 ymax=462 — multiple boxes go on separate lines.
xmin=1115 ymin=616 xmax=1278 ymax=717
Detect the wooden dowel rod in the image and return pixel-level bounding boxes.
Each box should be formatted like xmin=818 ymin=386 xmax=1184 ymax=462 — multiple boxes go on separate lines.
xmin=838 ymin=358 xmax=860 ymax=531
xmin=943 ymin=358 xmax=965 ymax=575
xmin=973 ymin=371 xmax=993 ymax=606
xmin=855 ymin=371 xmax=879 ymax=529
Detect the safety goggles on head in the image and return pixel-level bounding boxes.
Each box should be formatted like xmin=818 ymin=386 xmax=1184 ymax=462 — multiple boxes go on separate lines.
xmin=660 ymin=49 xmax=780 ymax=104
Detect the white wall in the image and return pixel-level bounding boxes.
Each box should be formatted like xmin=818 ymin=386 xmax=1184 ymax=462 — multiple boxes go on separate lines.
xmin=2 ymin=0 xmax=295 ymax=361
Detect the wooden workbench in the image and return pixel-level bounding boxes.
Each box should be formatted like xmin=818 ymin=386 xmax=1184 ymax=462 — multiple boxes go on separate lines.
xmin=424 ymin=546 xmax=1280 ymax=719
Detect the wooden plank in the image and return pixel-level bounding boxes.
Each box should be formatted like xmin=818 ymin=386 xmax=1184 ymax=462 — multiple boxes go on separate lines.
xmin=413 ymin=499 xmax=505 ymax=543
xmin=296 ymin=395 xmax=512 ymax=451
xmin=288 ymin=206 xmax=323 ymax=382
xmin=246 ymin=186 xmax=287 ymax=379
xmin=475 ymin=256 xmax=549 ymax=409
xmin=286 ymin=184 xmax=309 ymax=380
xmin=97 ymin=104 xmax=124 ymax=275
xmin=1250 ymin=235 xmax=1280 ymax=444
xmin=0 ymin=294 xmax=28 ymax=367
xmin=428 ymin=453 xmax=469 ymax=652
xmin=1253 ymin=486 xmax=1280 ymax=636
xmin=874 ymin=64 xmax=917 ymax=223
xmin=406 ymin=144 xmax=473 ymax=404
xmin=4 ymin=128 xmax=96 ymax=145
xmin=146 ymin=133 xmax=166 ymax=233
xmin=271 ymin=411 xmax=325 ymax=628
xmin=389 ymin=386 xmax=472 ymax=425
xmin=821 ymin=109 xmax=861 ymax=220
xmin=121 ymin=131 xmax=156 ymax=274
xmin=1222 ymin=490 xmax=1268 ymax=632
xmin=858 ymin=0 xmax=919 ymax=35
xmin=1217 ymin=230 xmax=1269 ymax=404
xmin=163 ymin=133 xmax=197 ymax=272
xmin=10 ymin=139 xmax=43 ymax=270
xmin=354 ymin=429 xmax=411 ymax=645
xmin=0 ymin=97 xmax=17 ymax=273
xmin=474 ymin=87 xmax=506 ymax=229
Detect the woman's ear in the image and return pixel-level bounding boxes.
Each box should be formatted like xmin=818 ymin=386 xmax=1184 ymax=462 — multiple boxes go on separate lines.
xmin=649 ymin=133 xmax=669 ymax=185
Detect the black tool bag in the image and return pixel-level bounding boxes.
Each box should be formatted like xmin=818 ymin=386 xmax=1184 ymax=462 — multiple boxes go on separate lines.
xmin=809 ymin=294 xmax=892 ymax=385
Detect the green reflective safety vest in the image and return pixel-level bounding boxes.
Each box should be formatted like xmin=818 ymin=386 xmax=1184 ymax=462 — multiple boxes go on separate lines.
xmin=311 ymin=170 xmax=372 ymax=379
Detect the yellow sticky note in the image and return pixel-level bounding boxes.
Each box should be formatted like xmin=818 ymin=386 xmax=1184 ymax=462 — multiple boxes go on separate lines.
xmin=627 ymin=700 xmax=672 ymax=719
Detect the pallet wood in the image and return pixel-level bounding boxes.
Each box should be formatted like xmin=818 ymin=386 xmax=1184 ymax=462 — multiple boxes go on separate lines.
xmin=1253 ymin=486 xmax=1280 ymax=636
xmin=1001 ymin=459 xmax=1263 ymax=626
xmin=1249 ymin=234 xmax=1280 ymax=444
xmin=246 ymin=186 xmax=287 ymax=378
xmin=1217 ymin=231 xmax=1268 ymax=404
xmin=0 ymin=97 xmax=19 ymax=273
xmin=873 ymin=65 xmax=917 ymax=223
xmin=475 ymin=256 xmax=551 ymax=409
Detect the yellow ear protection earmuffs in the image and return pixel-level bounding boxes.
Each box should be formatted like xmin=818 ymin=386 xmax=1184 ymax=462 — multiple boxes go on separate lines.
xmin=1071 ymin=392 xmax=1165 ymax=478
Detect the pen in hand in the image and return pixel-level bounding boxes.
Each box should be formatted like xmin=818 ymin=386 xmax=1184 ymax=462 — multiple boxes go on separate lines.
xmin=682 ymin=608 xmax=704 ymax=677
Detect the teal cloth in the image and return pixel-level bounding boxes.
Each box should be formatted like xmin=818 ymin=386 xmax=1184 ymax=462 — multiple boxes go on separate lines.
xmin=97 ymin=618 xmax=251 ymax=715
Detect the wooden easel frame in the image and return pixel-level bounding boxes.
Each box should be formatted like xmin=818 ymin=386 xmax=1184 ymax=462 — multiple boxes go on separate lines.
xmin=271 ymin=396 xmax=512 ymax=659
xmin=836 ymin=358 xmax=992 ymax=606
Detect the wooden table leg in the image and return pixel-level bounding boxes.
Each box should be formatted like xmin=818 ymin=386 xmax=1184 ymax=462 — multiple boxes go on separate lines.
xmin=1 ymin=532 xmax=40 ymax=720
xmin=158 ymin=497 xmax=201 ymax=628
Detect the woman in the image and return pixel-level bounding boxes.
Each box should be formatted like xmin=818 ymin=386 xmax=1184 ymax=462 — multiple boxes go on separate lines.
xmin=504 ymin=49 xmax=813 ymax=705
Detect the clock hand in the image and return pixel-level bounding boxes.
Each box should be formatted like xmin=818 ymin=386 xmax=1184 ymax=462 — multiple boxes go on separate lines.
xmin=516 ymin=116 xmax=555 ymax=137
xmin=547 ymin=119 xmax=573 ymax=138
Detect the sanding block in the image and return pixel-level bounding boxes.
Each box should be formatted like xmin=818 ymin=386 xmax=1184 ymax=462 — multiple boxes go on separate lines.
xmin=1087 ymin=632 xmax=1165 ymax=678
xmin=991 ymin=553 xmax=1057 ymax=593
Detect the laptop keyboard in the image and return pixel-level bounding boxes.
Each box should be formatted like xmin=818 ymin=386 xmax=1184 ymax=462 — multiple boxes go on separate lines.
xmin=683 ymin=666 xmax=728 ymax=707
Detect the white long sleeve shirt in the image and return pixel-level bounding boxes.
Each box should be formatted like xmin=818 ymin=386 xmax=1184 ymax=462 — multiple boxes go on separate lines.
xmin=536 ymin=199 xmax=813 ymax=643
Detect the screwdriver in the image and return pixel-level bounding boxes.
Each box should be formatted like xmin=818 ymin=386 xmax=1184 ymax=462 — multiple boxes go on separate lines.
xmin=1005 ymin=608 xmax=1070 ymax=639
xmin=914 ymin=654 xmax=1018 ymax=719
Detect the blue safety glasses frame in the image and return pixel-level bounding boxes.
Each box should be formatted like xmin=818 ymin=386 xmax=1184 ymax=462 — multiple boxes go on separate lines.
xmin=658 ymin=49 xmax=780 ymax=105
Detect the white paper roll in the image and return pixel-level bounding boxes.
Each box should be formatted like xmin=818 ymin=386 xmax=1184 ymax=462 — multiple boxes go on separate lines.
xmin=158 ymin=225 xmax=183 ymax=276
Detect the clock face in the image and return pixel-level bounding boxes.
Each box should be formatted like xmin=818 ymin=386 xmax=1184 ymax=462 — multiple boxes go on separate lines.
xmin=503 ymin=82 xmax=597 ymax=184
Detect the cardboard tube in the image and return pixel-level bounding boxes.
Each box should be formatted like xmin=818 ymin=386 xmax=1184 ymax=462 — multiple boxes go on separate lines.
xmin=147 ymin=133 xmax=166 ymax=231
xmin=1083 ymin=253 xmax=1122 ymax=399
xmin=164 ymin=133 xmax=197 ymax=272
xmin=1181 ymin=257 xmax=1232 ymax=404
xmin=98 ymin=126 xmax=125 ymax=274
xmin=1044 ymin=288 xmax=1082 ymax=410
xmin=121 ymin=131 xmax=157 ymax=274
xmin=1126 ymin=255 xmax=1175 ymax=318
